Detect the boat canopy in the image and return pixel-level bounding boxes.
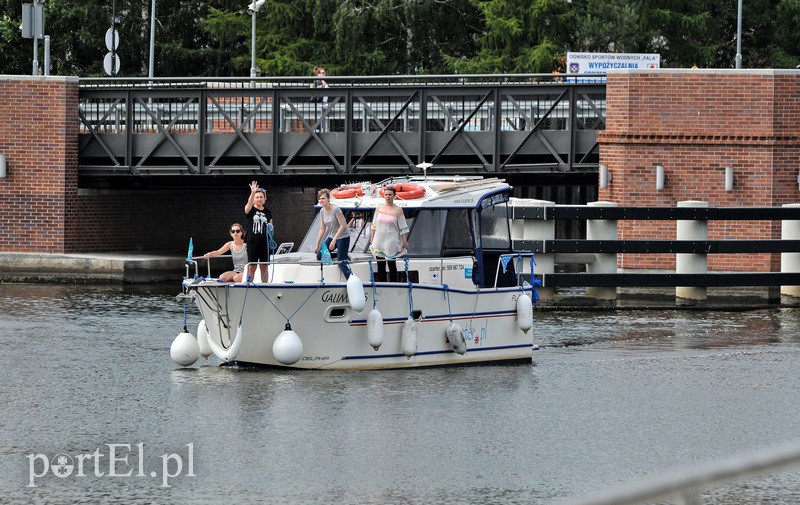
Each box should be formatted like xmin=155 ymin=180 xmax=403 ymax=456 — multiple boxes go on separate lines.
xmin=299 ymin=177 xmax=513 ymax=270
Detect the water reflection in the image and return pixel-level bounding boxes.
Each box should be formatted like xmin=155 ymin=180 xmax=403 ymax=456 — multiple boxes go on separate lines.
xmin=1 ymin=284 xmax=800 ymax=503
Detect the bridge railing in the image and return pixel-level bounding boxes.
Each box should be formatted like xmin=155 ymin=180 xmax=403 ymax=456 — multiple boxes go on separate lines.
xmin=77 ymin=74 xmax=606 ymax=175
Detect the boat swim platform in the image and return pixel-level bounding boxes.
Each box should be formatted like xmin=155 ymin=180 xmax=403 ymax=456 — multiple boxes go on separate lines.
xmin=0 ymin=252 xmax=185 ymax=284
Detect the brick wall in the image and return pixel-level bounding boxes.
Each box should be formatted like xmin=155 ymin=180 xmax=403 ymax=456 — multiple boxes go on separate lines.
xmin=598 ymin=70 xmax=800 ymax=271
xmin=0 ymin=76 xmax=319 ymax=255
xmin=0 ymin=76 xmax=79 ymax=253
xmin=75 ymin=186 xmax=318 ymax=253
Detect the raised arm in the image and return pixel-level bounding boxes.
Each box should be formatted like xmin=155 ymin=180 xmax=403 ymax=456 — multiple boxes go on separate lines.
xmin=245 ymin=181 xmax=258 ymax=213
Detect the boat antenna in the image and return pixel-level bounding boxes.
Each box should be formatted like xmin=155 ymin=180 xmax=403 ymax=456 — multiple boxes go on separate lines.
xmin=416 ymin=162 xmax=433 ymax=184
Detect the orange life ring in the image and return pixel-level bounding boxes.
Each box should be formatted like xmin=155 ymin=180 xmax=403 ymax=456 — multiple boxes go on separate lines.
xmin=379 ymin=184 xmax=425 ymax=199
xmin=331 ymin=185 xmax=364 ymax=199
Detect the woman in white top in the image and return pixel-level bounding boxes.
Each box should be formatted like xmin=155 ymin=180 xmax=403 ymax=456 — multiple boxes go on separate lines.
xmin=314 ymin=189 xmax=352 ymax=279
xmin=370 ymin=186 xmax=409 ymax=282
xmin=203 ymin=223 xmax=248 ymax=282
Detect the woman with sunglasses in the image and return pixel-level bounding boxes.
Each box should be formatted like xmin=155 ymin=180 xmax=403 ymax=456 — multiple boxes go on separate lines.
xmin=202 ymin=224 xmax=247 ymax=282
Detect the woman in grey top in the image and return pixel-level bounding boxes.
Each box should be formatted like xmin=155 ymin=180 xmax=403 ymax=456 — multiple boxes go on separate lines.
xmin=202 ymin=223 xmax=248 ymax=282
xmin=314 ymin=189 xmax=351 ymax=279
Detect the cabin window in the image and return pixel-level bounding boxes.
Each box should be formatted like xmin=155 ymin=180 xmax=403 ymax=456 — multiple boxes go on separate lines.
xmin=443 ymin=209 xmax=475 ymax=254
xmin=480 ymin=203 xmax=510 ymax=249
xmin=406 ymin=210 xmax=445 ymax=256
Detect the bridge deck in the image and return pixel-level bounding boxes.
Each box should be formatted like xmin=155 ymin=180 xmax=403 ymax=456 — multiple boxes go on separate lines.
xmin=78 ymin=74 xmax=606 ymax=175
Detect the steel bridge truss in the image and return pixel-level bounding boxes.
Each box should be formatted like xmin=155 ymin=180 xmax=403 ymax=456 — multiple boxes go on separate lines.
xmin=78 ymin=77 xmax=605 ymax=175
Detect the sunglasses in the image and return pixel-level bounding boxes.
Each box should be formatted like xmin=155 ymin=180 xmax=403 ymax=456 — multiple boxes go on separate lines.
xmin=231 ymin=229 xmax=242 ymax=233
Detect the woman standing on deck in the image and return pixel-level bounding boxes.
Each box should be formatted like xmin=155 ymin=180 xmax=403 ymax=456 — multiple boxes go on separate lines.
xmin=370 ymin=186 xmax=409 ymax=282
xmin=202 ymin=224 xmax=247 ymax=282
xmin=314 ymin=189 xmax=351 ymax=279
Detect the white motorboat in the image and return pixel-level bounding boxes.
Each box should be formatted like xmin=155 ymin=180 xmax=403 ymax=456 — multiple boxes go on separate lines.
xmin=180 ymin=176 xmax=539 ymax=370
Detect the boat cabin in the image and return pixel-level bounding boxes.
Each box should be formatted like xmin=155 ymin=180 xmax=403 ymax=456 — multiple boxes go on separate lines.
xmin=294 ymin=176 xmax=519 ymax=288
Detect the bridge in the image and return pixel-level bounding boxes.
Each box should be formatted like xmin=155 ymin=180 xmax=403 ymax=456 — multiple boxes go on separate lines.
xmin=78 ymin=74 xmax=606 ymax=177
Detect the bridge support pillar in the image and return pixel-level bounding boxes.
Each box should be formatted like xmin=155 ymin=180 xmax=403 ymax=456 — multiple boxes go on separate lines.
xmin=781 ymin=203 xmax=800 ymax=300
xmin=676 ymin=200 xmax=708 ymax=303
xmin=510 ymin=198 xmax=554 ymax=300
xmin=586 ymin=201 xmax=618 ymax=301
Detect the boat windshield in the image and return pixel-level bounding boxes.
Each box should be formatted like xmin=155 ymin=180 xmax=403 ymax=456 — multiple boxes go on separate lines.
xmin=298 ymin=207 xmax=489 ymax=258
xmin=297 ymin=210 xmax=417 ymax=254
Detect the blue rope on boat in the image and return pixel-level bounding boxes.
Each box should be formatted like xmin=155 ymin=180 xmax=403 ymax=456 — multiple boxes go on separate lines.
xmin=368 ymin=259 xmax=378 ymax=310
xmin=518 ymin=252 xmax=524 ymax=294
xmin=530 ymin=256 xmax=541 ymax=308
xmin=266 ymin=224 xmax=277 ymax=255
xmin=404 ymin=257 xmax=413 ymax=317
xmin=442 ymin=283 xmax=453 ymax=323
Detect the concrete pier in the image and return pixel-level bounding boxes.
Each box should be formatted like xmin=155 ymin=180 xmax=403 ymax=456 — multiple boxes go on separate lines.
xmin=0 ymin=252 xmax=185 ymax=283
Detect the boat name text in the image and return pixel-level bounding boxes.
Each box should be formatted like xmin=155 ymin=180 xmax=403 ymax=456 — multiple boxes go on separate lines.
xmin=321 ymin=290 xmax=349 ymax=304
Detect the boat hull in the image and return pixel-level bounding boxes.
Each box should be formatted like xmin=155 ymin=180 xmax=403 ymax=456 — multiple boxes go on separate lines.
xmin=191 ymin=282 xmax=535 ymax=370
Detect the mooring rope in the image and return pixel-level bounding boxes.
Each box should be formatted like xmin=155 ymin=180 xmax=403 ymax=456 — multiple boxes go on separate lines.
xmin=529 ymin=255 xmax=541 ymax=309
xmin=369 ymin=258 xmax=378 ymax=310
xmin=442 ymin=283 xmax=453 ymax=323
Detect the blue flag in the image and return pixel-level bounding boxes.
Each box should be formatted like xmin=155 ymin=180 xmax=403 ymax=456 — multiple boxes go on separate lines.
xmin=500 ymin=255 xmax=512 ymax=274
xmin=187 ymin=237 xmax=194 ymax=262
xmin=320 ymin=241 xmax=333 ymax=265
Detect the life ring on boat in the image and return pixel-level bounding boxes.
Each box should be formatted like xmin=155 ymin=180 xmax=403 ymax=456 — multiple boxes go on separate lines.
xmin=379 ymin=184 xmax=425 ymax=199
xmin=331 ymin=185 xmax=364 ymax=199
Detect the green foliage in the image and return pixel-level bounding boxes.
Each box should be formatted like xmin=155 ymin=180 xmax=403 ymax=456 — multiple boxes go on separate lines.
xmin=1 ymin=0 xmax=799 ymax=77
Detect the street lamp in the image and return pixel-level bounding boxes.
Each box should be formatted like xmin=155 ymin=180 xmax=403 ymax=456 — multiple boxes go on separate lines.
xmin=735 ymin=0 xmax=743 ymax=68
xmin=247 ymin=0 xmax=266 ymax=78
xmin=148 ymin=0 xmax=156 ymax=79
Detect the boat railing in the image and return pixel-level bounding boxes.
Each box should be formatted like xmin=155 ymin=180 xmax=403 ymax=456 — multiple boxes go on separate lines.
xmin=564 ymin=439 xmax=800 ymax=505
xmin=242 ymin=256 xmax=462 ymax=286
xmin=494 ymin=252 xmax=537 ymax=289
xmin=185 ymin=254 xmax=233 ymax=279
xmin=190 ymin=254 xmax=541 ymax=290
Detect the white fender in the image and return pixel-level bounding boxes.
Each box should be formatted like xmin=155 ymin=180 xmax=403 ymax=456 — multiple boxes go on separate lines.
xmin=446 ymin=321 xmax=467 ymax=355
xmin=273 ymin=324 xmax=304 ymax=365
xmin=196 ymin=319 xmax=212 ymax=359
xmin=207 ymin=323 xmax=244 ymax=363
xmin=170 ymin=331 xmax=200 ymax=366
xmin=347 ymin=275 xmax=366 ymax=313
xmin=367 ymin=308 xmax=384 ymax=350
xmin=401 ymin=317 xmax=417 ymax=358
xmin=517 ymin=293 xmax=533 ymax=333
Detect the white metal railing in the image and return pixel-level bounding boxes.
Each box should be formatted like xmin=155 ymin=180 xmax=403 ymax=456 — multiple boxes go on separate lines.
xmin=564 ymin=440 xmax=800 ymax=505
xmin=186 ymin=254 xmax=487 ymax=288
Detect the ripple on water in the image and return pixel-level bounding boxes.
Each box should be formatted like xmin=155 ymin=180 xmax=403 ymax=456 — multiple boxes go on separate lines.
xmin=1 ymin=284 xmax=800 ymax=503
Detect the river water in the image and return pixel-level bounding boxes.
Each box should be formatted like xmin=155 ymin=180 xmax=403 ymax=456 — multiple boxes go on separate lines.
xmin=1 ymin=283 xmax=799 ymax=504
